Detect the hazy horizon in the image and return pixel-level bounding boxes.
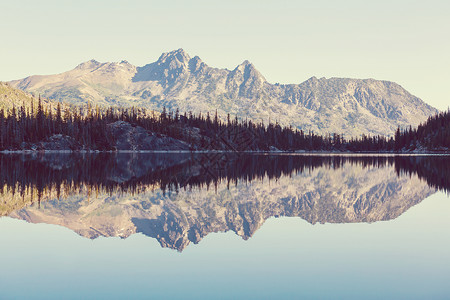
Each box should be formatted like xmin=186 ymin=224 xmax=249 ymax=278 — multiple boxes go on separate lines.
xmin=1 ymin=0 xmax=449 ymax=110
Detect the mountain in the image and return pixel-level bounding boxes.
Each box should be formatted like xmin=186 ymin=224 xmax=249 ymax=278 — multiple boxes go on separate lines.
xmin=0 ymin=81 xmax=72 ymax=116
xmin=9 ymin=49 xmax=438 ymax=136
xmin=0 ymin=81 xmax=49 ymax=111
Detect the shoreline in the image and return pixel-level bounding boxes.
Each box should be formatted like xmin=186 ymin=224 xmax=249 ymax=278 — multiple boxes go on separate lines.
xmin=1 ymin=149 xmax=449 ymax=156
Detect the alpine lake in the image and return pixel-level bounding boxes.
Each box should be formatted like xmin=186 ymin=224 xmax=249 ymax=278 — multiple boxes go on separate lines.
xmin=0 ymin=152 xmax=449 ymax=300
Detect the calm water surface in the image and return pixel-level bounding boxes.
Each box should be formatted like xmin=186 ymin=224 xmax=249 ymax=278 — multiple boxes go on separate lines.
xmin=0 ymin=153 xmax=449 ymax=299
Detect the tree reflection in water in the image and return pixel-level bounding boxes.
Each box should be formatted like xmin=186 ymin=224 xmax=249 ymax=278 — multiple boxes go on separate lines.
xmin=0 ymin=153 xmax=448 ymax=199
xmin=0 ymin=153 xmax=447 ymax=251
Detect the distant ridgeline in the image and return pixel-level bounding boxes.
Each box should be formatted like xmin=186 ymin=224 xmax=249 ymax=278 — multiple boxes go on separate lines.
xmin=0 ymin=98 xmax=449 ymax=152
xmin=0 ymin=154 xmax=448 ymax=208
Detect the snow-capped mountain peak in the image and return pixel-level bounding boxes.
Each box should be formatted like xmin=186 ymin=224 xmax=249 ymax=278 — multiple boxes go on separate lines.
xmin=9 ymin=49 xmax=438 ymax=136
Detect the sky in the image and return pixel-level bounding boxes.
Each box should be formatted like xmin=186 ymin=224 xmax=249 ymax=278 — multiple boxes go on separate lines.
xmin=1 ymin=0 xmax=449 ymax=110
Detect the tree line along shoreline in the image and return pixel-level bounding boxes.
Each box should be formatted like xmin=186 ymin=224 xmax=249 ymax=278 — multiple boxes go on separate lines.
xmin=0 ymin=97 xmax=449 ymax=152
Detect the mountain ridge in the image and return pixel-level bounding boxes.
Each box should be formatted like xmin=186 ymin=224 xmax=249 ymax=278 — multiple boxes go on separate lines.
xmin=9 ymin=49 xmax=438 ymax=136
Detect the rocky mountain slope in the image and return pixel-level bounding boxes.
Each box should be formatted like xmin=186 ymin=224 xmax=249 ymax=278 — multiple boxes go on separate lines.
xmin=9 ymin=49 xmax=438 ymax=136
xmin=0 ymin=81 xmax=59 ymax=112
xmin=5 ymin=155 xmax=435 ymax=251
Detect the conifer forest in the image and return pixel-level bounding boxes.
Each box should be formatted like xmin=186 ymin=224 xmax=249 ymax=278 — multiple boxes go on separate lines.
xmin=0 ymin=97 xmax=449 ymax=152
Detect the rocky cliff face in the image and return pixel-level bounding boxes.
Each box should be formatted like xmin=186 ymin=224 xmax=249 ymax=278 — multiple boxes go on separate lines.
xmin=107 ymin=121 xmax=190 ymax=151
xmin=13 ymin=121 xmax=190 ymax=151
xmin=6 ymin=159 xmax=435 ymax=251
xmin=9 ymin=49 xmax=438 ymax=136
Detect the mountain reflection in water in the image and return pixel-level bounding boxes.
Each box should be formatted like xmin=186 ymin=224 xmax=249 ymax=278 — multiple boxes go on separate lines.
xmin=0 ymin=153 xmax=448 ymax=251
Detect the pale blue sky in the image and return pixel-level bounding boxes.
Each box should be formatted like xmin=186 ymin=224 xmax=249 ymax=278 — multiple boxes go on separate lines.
xmin=1 ymin=0 xmax=449 ymax=109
